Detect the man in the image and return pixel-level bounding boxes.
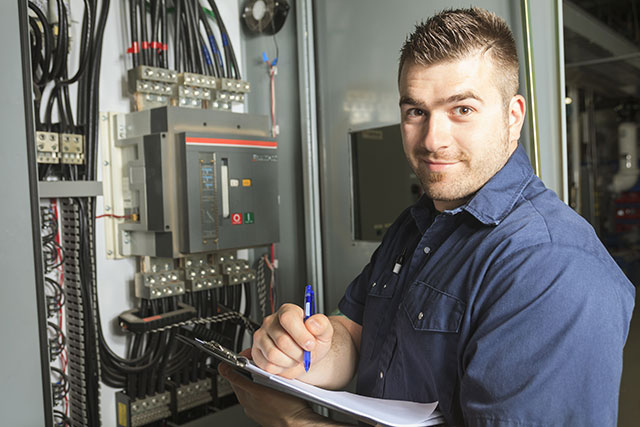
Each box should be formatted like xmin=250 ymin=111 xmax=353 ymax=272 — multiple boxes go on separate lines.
xmin=220 ymin=8 xmax=635 ymax=426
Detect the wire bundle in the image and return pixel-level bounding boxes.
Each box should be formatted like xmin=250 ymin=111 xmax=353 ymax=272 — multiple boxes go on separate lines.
xmin=27 ymin=0 xmax=110 ymax=182
xmin=99 ymin=284 xmax=251 ymax=401
xmin=41 ymin=207 xmax=65 ymax=272
xmin=127 ymin=0 xmax=241 ymax=79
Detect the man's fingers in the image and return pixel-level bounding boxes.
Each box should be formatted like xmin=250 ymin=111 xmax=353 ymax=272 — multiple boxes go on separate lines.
xmin=266 ymin=323 xmax=305 ymax=360
xmin=305 ymin=314 xmax=333 ymax=344
xmin=218 ymin=363 xmax=252 ymax=391
xmin=279 ymin=304 xmax=330 ymax=351
xmin=255 ymin=329 xmax=300 ymax=369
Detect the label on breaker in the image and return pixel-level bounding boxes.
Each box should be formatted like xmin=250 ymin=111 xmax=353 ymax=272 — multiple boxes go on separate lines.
xmin=244 ymin=212 xmax=254 ymax=224
xmin=232 ymin=213 xmax=243 ymax=225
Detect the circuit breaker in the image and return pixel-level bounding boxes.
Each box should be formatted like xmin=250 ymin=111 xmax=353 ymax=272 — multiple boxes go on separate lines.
xmin=102 ymin=106 xmax=279 ymax=259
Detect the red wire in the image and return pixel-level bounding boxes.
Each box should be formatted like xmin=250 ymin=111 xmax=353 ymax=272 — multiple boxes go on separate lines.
xmin=96 ymin=213 xmax=130 ymax=219
xmin=269 ymin=65 xmax=277 ymax=138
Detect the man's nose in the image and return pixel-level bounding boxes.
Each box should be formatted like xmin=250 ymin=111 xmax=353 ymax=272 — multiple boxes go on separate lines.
xmin=423 ymin=114 xmax=450 ymax=152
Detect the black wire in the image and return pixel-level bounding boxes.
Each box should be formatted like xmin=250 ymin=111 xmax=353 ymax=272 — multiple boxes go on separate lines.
xmin=57 ymin=0 xmax=93 ymax=86
xmin=199 ymin=7 xmax=221 ymax=77
xmin=49 ymin=0 xmax=68 ymax=80
xmin=129 ymin=0 xmax=139 ymax=68
xmin=161 ymin=0 xmax=168 ymax=68
xmin=183 ymin=0 xmax=204 ymax=74
xmin=138 ymin=0 xmax=149 ymax=65
xmin=151 ymin=0 xmax=161 ymax=67
xmin=28 ymin=2 xmax=53 ymax=86
xmin=174 ymin=0 xmax=182 ymax=71
xmin=206 ymin=0 xmax=241 ymax=79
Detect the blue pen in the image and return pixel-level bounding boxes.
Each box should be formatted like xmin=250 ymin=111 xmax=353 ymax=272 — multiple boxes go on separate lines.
xmin=304 ymin=284 xmax=315 ymax=372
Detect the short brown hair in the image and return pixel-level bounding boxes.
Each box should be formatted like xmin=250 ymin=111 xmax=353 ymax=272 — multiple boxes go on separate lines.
xmin=398 ymin=7 xmax=519 ymax=101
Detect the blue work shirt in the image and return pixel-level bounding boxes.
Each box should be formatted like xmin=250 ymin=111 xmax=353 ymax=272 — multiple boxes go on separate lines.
xmin=338 ymin=144 xmax=635 ymax=426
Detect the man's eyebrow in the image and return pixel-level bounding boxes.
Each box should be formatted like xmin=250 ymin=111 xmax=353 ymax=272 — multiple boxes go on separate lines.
xmin=399 ymin=91 xmax=483 ymax=108
xmin=399 ymin=95 xmax=421 ymax=107
xmin=443 ymin=91 xmax=483 ymax=104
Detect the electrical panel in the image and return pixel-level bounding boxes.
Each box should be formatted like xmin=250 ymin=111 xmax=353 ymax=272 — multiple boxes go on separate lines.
xmin=102 ymin=106 xmax=280 ymax=259
xmin=26 ymin=0 xmax=285 ymax=425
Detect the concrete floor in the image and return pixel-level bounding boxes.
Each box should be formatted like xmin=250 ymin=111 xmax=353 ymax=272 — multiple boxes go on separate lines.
xmin=619 ymin=294 xmax=640 ymax=426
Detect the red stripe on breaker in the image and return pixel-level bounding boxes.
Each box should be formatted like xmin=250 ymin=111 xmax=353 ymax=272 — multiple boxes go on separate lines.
xmin=186 ymin=137 xmax=277 ymax=149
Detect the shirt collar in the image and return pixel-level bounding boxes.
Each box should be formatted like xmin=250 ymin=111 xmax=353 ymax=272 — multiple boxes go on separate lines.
xmin=462 ymin=144 xmax=534 ymax=225
xmin=411 ymin=144 xmax=535 ymax=229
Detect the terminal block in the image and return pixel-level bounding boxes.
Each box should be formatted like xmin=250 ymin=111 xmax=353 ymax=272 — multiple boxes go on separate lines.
xmin=225 ymin=268 xmax=256 ymax=285
xmin=213 ymin=78 xmax=251 ymax=108
xmin=183 ymin=254 xmax=223 ymax=292
xmin=135 ymin=270 xmax=185 ymax=300
xmin=220 ymin=259 xmax=256 ymax=285
xmin=175 ymin=72 xmax=217 ymax=109
xmin=128 ymin=65 xmax=178 ymax=111
xmin=36 ymin=131 xmax=59 ymax=164
xmin=60 ymin=133 xmax=84 ymax=164
xmin=116 ymin=391 xmax=171 ymax=427
xmin=173 ymin=378 xmax=214 ymax=413
xmin=211 ymin=251 xmax=236 ymax=265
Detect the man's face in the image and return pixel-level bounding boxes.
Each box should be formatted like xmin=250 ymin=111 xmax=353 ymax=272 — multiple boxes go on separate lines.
xmin=398 ymin=54 xmax=525 ymax=211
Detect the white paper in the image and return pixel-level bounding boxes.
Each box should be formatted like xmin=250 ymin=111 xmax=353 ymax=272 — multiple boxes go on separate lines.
xmin=242 ymin=360 xmax=443 ymax=427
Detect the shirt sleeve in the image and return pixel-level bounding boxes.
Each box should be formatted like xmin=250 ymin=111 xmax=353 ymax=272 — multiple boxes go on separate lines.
xmin=460 ymin=244 xmax=635 ymax=426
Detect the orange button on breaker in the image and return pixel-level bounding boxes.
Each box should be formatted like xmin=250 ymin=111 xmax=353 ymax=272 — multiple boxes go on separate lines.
xmin=242 ymin=179 xmax=252 ymax=187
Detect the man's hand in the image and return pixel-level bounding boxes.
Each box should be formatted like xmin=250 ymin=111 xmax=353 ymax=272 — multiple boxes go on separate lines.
xmin=251 ymin=303 xmax=334 ymax=379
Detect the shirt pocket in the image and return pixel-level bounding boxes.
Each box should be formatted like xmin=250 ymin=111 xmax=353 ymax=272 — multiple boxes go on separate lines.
xmin=362 ymin=272 xmax=400 ymax=360
xmin=367 ymin=271 xmax=399 ymax=299
xmin=401 ymin=281 xmax=465 ymax=333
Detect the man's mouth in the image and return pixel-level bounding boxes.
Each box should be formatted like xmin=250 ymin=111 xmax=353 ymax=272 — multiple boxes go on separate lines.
xmin=422 ymin=159 xmax=459 ymax=172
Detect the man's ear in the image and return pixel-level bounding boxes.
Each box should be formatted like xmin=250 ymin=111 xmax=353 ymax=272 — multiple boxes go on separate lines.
xmin=508 ymin=94 xmax=526 ymax=143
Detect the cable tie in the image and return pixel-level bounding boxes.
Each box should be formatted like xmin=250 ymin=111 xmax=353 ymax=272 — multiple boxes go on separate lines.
xmin=141 ymin=41 xmax=149 ymax=50
xmin=150 ymin=41 xmax=162 ymax=50
xmin=162 ymin=43 xmax=168 ymax=51
xmin=126 ymin=41 xmax=139 ymax=54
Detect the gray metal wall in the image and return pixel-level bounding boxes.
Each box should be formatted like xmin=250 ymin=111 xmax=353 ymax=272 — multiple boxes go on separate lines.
xmin=0 ymin=1 xmax=50 ymax=425
xmin=313 ymin=0 xmax=566 ymax=311
xmin=241 ymin=2 xmax=308 ymax=306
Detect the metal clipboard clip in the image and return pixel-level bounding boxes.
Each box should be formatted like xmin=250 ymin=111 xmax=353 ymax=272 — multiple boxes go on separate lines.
xmin=176 ymin=335 xmax=249 ymax=370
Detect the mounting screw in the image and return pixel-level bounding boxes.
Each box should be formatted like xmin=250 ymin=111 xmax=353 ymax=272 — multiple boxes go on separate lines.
xmin=105 ymin=205 xmax=111 ymax=211
xmin=101 ymin=114 xmax=108 ymax=121
xmin=107 ymin=250 xmax=113 ymax=256
xmin=104 ymin=160 xmax=109 ymax=166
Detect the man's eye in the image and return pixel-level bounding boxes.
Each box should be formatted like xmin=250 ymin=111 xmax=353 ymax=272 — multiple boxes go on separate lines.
xmin=453 ymin=106 xmax=473 ymax=116
xmin=407 ymin=108 xmax=425 ymax=117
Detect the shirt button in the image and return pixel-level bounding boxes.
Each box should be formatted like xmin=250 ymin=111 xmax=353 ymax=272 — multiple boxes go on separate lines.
xmin=418 ymin=312 xmax=424 ymax=320
xmin=424 ymin=246 xmax=431 ymax=255
xmin=379 ymin=371 xmax=384 ymax=379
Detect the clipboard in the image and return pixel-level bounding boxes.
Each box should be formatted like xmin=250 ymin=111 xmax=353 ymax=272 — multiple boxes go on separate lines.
xmin=178 ymin=334 xmax=444 ymax=427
